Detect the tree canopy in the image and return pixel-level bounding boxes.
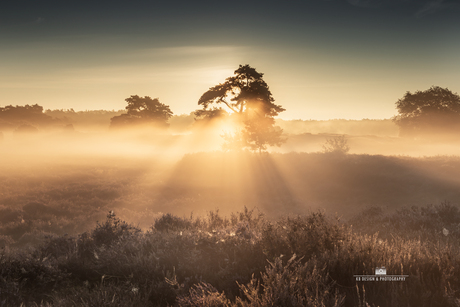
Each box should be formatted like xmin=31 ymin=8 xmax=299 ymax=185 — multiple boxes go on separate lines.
xmin=197 ymin=65 xmax=286 ymax=152
xmin=197 ymin=64 xmax=285 ymax=120
xmin=393 ymin=86 xmax=460 ymax=137
xmin=110 ymin=96 xmax=173 ymax=128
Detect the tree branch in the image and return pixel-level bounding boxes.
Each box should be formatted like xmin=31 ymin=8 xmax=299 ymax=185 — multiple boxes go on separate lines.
xmin=219 ymin=98 xmax=238 ymax=113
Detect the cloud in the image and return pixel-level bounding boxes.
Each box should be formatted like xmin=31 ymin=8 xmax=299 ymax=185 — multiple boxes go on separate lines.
xmin=36 ymin=17 xmax=45 ymax=24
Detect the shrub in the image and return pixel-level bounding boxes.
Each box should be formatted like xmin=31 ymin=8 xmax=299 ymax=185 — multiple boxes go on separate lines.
xmin=237 ymin=255 xmax=345 ymax=307
xmin=92 ymin=211 xmax=141 ymax=247
xmin=177 ymin=282 xmax=231 ymax=307
xmin=153 ymin=213 xmax=192 ymax=232
xmin=322 ymin=135 xmax=350 ymax=154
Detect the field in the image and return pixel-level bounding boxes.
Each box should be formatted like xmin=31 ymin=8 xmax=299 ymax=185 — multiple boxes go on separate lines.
xmin=1 ymin=119 xmax=460 ymax=306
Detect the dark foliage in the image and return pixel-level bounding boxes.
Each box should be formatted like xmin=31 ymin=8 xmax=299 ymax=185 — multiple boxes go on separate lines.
xmin=393 ymin=86 xmax=460 ymax=137
xmin=153 ymin=213 xmax=193 ymax=232
xmin=0 ymin=104 xmax=66 ymax=132
xmin=110 ymin=95 xmax=173 ymax=129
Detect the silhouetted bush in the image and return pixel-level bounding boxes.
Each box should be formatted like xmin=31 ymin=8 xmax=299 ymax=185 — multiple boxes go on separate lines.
xmin=153 ymin=213 xmax=193 ymax=232
xmin=92 ymin=212 xmax=141 ymax=247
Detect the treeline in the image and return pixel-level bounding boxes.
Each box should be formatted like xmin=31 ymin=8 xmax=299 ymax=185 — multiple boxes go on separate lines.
xmin=2 ymin=82 xmax=460 ymax=140
xmin=0 ymin=105 xmax=123 ymax=133
xmin=0 ymin=104 xmax=398 ymax=136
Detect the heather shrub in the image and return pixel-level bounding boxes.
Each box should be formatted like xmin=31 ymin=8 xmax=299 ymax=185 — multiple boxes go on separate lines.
xmin=177 ymin=282 xmax=231 ymax=307
xmin=237 ymin=255 xmax=345 ymax=307
xmin=0 ymin=252 xmax=69 ymax=305
xmin=154 ymin=213 xmax=193 ymax=232
xmin=92 ymin=212 xmax=141 ymax=247
xmin=0 ymin=235 xmax=14 ymax=247
xmin=0 ymin=206 xmax=22 ymax=223
xmin=350 ymin=201 xmax=460 ymax=241
xmin=319 ymin=229 xmax=460 ymax=306
xmin=261 ymin=212 xmax=345 ymax=261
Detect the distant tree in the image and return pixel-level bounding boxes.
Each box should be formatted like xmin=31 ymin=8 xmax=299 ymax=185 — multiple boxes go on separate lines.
xmin=110 ymin=95 xmax=173 ymax=128
xmin=322 ymin=135 xmax=350 ymax=154
xmin=393 ymin=86 xmax=460 ymax=137
xmin=197 ymin=65 xmax=286 ymax=152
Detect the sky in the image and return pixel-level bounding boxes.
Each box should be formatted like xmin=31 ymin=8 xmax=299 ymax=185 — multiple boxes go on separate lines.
xmin=1 ymin=0 xmax=460 ymax=120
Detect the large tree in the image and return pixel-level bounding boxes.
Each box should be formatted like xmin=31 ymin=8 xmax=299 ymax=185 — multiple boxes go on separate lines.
xmin=198 ymin=64 xmax=285 ymax=118
xmin=110 ymin=95 xmax=173 ymax=128
xmin=393 ymin=86 xmax=460 ymax=137
xmin=197 ymin=65 xmax=286 ymax=151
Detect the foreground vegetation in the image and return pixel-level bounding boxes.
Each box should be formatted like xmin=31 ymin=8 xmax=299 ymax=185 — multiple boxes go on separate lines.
xmin=1 ymin=203 xmax=460 ymax=306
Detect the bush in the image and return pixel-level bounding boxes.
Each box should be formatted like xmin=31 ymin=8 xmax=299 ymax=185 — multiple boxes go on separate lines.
xmin=237 ymin=255 xmax=345 ymax=307
xmin=177 ymin=282 xmax=231 ymax=307
xmin=322 ymin=135 xmax=350 ymax=154
xmin=92 ymin=211 xmax=141 ymax=247
xmin=153 ymin=213 xmax=192 ymax=232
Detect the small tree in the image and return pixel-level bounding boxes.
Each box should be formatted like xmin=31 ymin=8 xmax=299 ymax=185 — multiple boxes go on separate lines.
xmin=393 ymin=86 xmax=460 ymax=137
xmin=322 ymin=135 xmax=350 ymax=154
xmin=110 ymin=95 xmax=173 ymax=128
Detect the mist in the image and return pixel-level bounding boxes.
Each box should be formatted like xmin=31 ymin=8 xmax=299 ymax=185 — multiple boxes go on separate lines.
xmin=2 ymin=109 xmax=460 ymax=233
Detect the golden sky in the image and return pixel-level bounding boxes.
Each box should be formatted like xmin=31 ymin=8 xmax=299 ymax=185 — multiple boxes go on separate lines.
xmin=1 ymin=0 xmax=460 ymax=120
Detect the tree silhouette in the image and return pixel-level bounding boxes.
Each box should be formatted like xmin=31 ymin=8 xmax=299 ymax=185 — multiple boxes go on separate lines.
xmin=198 ymin=65 xmax=285 ymax=118
xmin=110 ymin=96 xmax=173 ymax=129
xmin=393 ymin=86 xmax=460 ymax=137
xmin=197 ymin=65 xmax=286 ymax=152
